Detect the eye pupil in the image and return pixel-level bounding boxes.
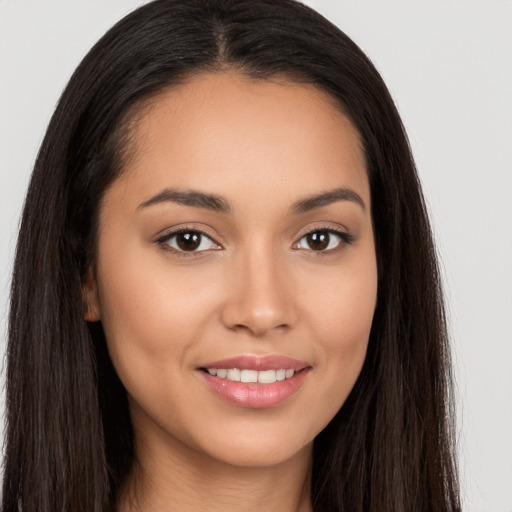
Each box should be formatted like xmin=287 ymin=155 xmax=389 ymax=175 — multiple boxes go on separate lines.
xmin=306 ymin=231 xmax=330 ymax=251
xmin=177 ymin=232 xmax=201 ymax=251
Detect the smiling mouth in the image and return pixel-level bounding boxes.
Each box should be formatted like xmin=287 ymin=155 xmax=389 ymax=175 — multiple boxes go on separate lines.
xmin=201 ymin=367 xmax=299 ymax=384
xmin=198 ymin=353 xmax=312 ymax=407
xmin=198 ymin=355 xmax=311 ymax=407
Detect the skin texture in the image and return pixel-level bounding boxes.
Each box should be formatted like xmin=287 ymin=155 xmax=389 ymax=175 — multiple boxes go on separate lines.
xmin=84 ymin=72 xmax=378 ymax=512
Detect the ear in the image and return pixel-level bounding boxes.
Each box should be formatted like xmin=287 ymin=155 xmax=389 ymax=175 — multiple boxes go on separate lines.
xmin=83 ymin=266 xmax=101 ymax=322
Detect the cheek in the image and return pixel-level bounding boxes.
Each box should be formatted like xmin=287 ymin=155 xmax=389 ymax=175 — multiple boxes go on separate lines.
xmin=94 ymin=241 xmax=215 ymax=381
xmin=306 ymin=245 xmax=377 ymax=349
xmin=94 ymin=250 xmax=222 ymax=438
xmin=98 ymin=231 xmax=217 ymax=328
xmin=301 ymin=250 xmax=377 ymax=420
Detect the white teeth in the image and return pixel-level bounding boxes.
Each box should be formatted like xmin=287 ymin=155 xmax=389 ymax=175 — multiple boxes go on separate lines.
xmin=205 ymin=367 xmax=297 ymax=383
xmin=227 ymin=368 xmax=241 ymax=381
xmin=258 ymin=369 xmax=277 ymax=383
xmin=241 ymin=369 xmax=258 ymax=383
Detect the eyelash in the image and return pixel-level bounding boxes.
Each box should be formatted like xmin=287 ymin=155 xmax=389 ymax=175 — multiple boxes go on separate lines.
xmin=156 ymin=225 xmax=354 ymax=258
xmin=156 ymin=227 xmax=220 ymax=259
xmin=294 ymin=226 xmax=355 ymax=255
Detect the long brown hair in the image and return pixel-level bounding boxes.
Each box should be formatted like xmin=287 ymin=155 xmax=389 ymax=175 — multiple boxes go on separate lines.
xmin=3 ymin=1 xmax=460 ymax=510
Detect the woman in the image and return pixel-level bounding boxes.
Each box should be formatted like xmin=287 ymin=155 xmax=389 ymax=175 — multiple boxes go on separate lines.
xmin=2 ymin=0 xmax=461 ymax=511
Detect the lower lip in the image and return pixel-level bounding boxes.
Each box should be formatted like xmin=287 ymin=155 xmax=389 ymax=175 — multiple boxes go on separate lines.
xmin=199 ymin=369 xmax=310 ymax=408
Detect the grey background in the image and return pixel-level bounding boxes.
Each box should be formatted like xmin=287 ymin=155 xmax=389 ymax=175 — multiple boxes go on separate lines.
xmin=1 ymin=1 xmax=511 ymax=510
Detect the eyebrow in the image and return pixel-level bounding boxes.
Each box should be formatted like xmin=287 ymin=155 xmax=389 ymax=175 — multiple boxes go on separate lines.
xmin=138 ymin=186 xmax=365 ymax=214
xmin=138 ymin=188 xmax=232 ymax=213
xmin=290 ymin=187 xmax=366 ymax=213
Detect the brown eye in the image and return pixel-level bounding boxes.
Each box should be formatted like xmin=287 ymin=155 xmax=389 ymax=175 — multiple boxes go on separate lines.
xmin=162 ymin=230 xmax=220 ymax=253
xmin=306 ymin=231 xmax=330 ymax=251
xmin=295 ymin=229 xmax=350 ymax=252
xmin=176 ymin=232 xmax=201 ymax=251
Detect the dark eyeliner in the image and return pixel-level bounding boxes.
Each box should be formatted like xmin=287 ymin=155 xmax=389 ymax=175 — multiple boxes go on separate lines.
xmin=296 ymin=225 xmax=356 ymax=253
xmin=155 ymin=227 xmax=221 ymax=257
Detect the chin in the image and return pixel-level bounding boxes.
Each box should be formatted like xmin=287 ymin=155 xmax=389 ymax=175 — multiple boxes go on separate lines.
xmin=208 ymin=439 xmax=311 ymax=469
xmin=191 ymin=420 xmax=314 ymax=469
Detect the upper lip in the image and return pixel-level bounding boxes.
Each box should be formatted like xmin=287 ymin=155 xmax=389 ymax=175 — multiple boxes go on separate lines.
xmin=199 ymin=355 xmax=310 ymax=371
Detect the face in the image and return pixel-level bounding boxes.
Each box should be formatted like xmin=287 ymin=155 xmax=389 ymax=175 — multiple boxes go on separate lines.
xmin=85 ymin=72 xmax=378 ymax=469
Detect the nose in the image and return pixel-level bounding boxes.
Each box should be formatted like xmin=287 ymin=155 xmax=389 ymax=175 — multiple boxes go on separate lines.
xmin=221 ymin=246 xmax=297 ymax=337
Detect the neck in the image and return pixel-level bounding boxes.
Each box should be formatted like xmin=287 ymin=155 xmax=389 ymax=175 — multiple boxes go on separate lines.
xmin=118 ymin=430 xmax=313 ymax=512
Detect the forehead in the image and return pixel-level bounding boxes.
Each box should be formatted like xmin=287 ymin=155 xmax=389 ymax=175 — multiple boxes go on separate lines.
xmin=109 ymin=72 xmax=369 ymax=212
